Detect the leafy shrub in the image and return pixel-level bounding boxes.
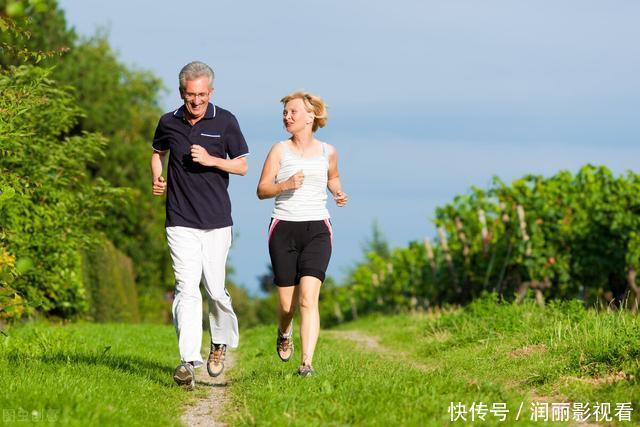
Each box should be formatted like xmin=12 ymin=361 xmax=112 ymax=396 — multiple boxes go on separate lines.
xmin=324 ymin=166 xmax=640 ymax=322
xmin=0 ymin=65 xmax=122 ymax=318
xmin=82 ymin=238 xmax=140 ymax=322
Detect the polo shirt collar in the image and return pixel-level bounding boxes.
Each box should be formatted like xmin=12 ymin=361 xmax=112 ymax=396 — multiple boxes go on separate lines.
xmin=173 ymin=103 xmax=217 ymax=120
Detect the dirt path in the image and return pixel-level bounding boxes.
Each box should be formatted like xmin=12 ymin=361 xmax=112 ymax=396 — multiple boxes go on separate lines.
xmin=326 ymin=329 xmax=437 ymax=373
xmin=181 ymin=350 xmax=235 ymax=427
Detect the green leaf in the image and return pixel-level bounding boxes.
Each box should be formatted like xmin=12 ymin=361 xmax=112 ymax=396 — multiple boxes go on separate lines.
xmin=15 ymin=257 xmax=34 ymax=274
xmin=5 ymin=2 xmax=25 ymax=17
xmin=0 ymin=186 xmax=16 ymax=202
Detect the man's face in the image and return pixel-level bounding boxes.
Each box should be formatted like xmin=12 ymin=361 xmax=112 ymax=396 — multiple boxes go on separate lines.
xmin=180 ymin=76 xmax=213 ymax=121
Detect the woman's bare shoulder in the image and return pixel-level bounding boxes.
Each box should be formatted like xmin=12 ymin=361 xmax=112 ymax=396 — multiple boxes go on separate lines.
xmin=320 ymin=141 xmax=337 ymax=157
xmin=269 ymin=141 xmax=288 ymax=155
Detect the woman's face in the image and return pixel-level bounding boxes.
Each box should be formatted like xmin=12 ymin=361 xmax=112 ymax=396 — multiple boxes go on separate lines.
xmin=283 ymin=98 xmax=314 ymax=134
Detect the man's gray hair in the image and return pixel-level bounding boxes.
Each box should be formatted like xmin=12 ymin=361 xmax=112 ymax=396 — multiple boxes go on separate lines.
xmin=179 ymin=61 xmax=215 ymax=91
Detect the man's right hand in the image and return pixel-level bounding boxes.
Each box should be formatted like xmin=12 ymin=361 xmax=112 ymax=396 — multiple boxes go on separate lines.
xmin=152 ymin=176 xmax=166 ymax=196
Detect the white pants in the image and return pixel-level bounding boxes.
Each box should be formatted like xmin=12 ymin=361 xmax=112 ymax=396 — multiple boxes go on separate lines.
xmin=166 ymin=226 xmax=239 ymax=366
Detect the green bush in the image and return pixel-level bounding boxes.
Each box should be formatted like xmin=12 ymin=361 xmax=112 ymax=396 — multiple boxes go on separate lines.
xmin=0 ymin=64 xmax=122 ymax=318
xmin=324 ymin=166 xmax=640 ymax=321
xmin=2 ymin=7 xmax=173 ymax=322
xmin=0 ymin=245 xmax=26 ymax=321
xmin=82 ymin=238 xmax=140 ymax=323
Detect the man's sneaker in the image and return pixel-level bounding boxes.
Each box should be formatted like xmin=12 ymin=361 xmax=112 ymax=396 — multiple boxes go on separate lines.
xmin=297 ymin=364 xmax=315 ymax=377
xmin=173 ymin=362 xmax=195 ymax=390
xmin=277 ymin=329 xmax=294 ymax=362
xmin=207 ymin=343 xmax=226 ymax=377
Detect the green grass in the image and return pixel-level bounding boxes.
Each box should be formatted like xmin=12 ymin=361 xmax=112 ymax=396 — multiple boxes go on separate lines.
xmin=2 ymin=296 xmax=639 ymax=426
xmin=0 ymin=322 xmax=190 ymax=426
xmin=226 ymin=296 xmax=640 ymax=426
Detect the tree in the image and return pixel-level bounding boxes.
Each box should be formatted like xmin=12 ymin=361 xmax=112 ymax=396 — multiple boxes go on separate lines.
xmin=361 ymin=220 xmax=390 ymax=259
xmin=257 ymin=264 xmax=275 ymax=294
xmin=2 ymin=2 xmax=173 ymax=321
xmin=0 ymin=64 xmax=122 ymax=318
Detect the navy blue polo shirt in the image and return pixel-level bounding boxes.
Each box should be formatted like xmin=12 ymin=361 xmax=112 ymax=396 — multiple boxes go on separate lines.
xmin=152 ymin=103 xmax=249 ymax=229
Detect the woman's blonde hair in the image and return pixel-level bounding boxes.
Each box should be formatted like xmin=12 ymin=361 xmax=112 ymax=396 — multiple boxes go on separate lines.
xmin=281 ymin=91 xmax=328 ymax=132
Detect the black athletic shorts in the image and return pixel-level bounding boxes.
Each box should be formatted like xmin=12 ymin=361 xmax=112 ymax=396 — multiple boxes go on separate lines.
xmin=268 ymin=219 xmax=333 ymax=286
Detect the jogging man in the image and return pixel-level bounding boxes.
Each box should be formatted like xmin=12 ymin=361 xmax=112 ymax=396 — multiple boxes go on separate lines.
xmin=151 ymin=61 xmax=249 ymax=390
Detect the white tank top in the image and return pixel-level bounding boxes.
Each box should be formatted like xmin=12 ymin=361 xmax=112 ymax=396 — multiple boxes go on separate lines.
xmin=272 ymin=141 xmax=330 ymax=221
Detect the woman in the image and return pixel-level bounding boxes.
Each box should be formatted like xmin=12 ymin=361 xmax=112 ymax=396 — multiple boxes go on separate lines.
xmin=257 ymin=91 xmax=348 ymax=377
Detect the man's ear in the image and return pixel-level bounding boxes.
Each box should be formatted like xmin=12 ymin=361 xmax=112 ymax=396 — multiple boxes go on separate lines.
xmin=179 ymin=87 xmax=185 ymax=100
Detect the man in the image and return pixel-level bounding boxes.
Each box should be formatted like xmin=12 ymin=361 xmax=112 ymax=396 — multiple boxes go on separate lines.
xmin=151 ymin=61 xmax=249 ymax=390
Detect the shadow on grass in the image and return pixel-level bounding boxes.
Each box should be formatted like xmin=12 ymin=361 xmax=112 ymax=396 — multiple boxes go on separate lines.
xmin=6 ymin=349 xmax=174 ymax=387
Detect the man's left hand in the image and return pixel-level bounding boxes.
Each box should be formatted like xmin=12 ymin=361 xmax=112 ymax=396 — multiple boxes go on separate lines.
xmin=191 ymin=145 xmax=217 ymax=167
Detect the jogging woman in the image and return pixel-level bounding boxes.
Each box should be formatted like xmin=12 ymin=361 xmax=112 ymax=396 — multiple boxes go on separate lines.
xmin=257 ymin=91 xmax=348 ymax=377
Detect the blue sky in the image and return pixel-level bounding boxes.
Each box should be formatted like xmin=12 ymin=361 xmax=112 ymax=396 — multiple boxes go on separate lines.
xmin=58 ymin=0 xmax=640 ymax=294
